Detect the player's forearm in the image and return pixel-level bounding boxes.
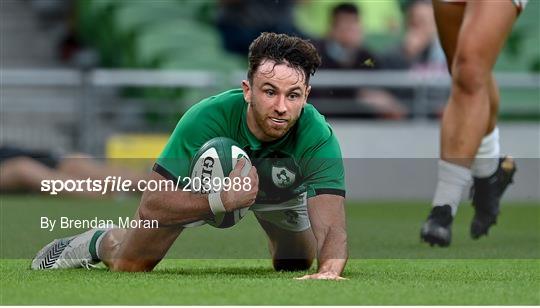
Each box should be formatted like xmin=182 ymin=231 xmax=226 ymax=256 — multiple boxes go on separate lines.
xmin=139 ymin=190 xmax=211 ymax=226
xmin=316 ymin=227 xmax=348 ymax=275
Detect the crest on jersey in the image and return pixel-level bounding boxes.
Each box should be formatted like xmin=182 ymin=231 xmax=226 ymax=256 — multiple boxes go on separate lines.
xmin=271 ymin=166 xmax=296 ymax=188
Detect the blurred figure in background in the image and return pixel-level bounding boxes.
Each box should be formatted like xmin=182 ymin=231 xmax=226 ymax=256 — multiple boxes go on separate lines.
xmin=311 ymin=3 xmax=408 ymax=119
xmin=216 ymin=0 xmax=303 ymax=56
xmin=0 ymin=146 xmax=147 ymax=197
xmin=28 ymin=0 xmax=92 ymax=66
xmin=384 ymin=0 xmax=446 ymax=71
xmin=294 ymin=0 xmax=402 ymax=40
xmin=382 ymin=0 xmax=448 ymax=117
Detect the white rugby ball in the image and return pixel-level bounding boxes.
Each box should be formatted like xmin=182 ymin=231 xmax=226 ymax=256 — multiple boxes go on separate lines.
xmin=189 ymin=137 xmax=252 ymax=228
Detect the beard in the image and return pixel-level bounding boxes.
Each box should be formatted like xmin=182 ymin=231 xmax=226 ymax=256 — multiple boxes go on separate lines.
xmin=249 ymin=96 xmax=299 ymax=141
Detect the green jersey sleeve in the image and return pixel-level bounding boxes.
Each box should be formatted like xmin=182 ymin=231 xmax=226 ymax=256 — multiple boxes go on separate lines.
xmin=302 ymin=129 xmax=346 ymax=199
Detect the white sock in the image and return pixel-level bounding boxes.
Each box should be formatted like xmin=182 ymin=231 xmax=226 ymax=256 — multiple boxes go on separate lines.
xmin=432 ymin=160 xmax=472 ymax=216
xmin=471 ymin=127 xmax=500 ymax=178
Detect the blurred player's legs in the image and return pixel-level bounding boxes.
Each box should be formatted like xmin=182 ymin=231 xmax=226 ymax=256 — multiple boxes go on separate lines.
xmin=420 ymin=204 xmax=453 ymax=247
xmin=421 ymin=0 xmax=519 ymax=246
xmin=0 ymin=146 xmax=147 ymax=197
xmin=1 ymin=157 xmax=70 ymax=192
xmin=470 ymin=156 xmax=516 ymax=239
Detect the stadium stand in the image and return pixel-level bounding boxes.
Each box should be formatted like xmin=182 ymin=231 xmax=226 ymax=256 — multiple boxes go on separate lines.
xmin=1 ymin=0 xmax=538 ymax=155
xmin=1 ymin=0 xmax=83 ymax=151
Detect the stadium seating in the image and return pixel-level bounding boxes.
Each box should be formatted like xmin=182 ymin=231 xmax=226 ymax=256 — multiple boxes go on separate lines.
xmin=76 ymin=0 xmax=243 ymax=70
xmin=75 ymin=0 xmax=245 ymax=116
xmin=73 ymin=0 xmax=538 ymax=120
xmin=495 ymin=0 xmax=540 ymax=72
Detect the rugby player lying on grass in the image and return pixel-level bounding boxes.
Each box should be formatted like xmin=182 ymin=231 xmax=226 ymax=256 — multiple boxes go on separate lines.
xmin=0 ymin=146 xmax=146 ymax=197
xmin=32 ymin=32 xmax=348 ymax=280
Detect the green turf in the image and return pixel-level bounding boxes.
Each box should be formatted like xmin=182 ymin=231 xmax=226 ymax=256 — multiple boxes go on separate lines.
xmin=1 ymin=259 xmax=538 ymax=305
xmin=1 ymin=195 xmax=539 ymax=304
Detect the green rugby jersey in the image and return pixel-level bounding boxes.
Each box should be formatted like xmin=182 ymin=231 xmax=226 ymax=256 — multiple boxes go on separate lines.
xmin=154 ymin=89 xmax=345 ymax=203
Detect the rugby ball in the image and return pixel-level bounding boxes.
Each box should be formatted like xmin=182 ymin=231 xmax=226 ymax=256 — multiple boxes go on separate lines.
xmin=189 ymin=137 xmax=252 ymax=228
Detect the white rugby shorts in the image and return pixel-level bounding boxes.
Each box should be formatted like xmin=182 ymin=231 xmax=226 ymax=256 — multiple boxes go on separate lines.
xmin=183 ymin=192 xmax=312 ymax=232
xmin=251 ymin=192 xmax=311 ymax=232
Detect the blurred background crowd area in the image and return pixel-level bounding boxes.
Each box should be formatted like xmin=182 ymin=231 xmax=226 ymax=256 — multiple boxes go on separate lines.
xmin=6 ymin=0 xmax=539 ymax=71
xmin=1 ymin=0 xmax=539 ymax=156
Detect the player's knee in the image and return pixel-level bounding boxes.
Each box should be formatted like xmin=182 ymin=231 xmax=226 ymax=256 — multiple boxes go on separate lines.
xmin=108 ymin=258 xmax=157 ymax=272
xmin=273 ymin=258 xmax=313 ymax=272
xmin=452 ymin=52 xmax=488 ymax=96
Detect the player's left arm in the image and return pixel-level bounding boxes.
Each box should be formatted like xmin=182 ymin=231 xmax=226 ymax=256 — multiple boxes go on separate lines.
xmin=297 ymin=194 xmax=348 ymax=280
xmin=296 ymin=122 xmax=347 ymax=280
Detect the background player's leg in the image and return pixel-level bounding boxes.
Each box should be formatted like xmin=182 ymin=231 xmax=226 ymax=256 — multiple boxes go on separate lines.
xmin=470 ymin=75 xmax=502 ymax=178
xmin=432 ymin=1 xmax=503 ymax=178
xmin=422 ymin=2 xmax=469 ymax=245
xmin=422 ymin=0 xmax=518 ymax=246
xmin=256 ymin=216 xmax=316 ymax=271
xmin=433 ymin=1 xmax=500 ymax=138
xmin=487 ymin=76 xmax=500 ymax=134
xmin=441 ymin=0 xmax=517 ymax=166
xmin=432 ymin=0 xmax=464 ymax=72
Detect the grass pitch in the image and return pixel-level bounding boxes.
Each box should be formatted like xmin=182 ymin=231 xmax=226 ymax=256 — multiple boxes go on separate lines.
xmin=1 ymin=195 xmax=539 ymax=305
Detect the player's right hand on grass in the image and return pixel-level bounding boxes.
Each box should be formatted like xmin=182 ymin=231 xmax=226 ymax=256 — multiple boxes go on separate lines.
xmin=295 ymin=272 xmax=347 ymax=280
xmin=221 ymin=157 xmax=258 ymax=212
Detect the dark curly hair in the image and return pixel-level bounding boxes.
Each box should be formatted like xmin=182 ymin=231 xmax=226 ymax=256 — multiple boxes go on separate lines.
xmin=247 ymin=32 xmax=321 ymax=85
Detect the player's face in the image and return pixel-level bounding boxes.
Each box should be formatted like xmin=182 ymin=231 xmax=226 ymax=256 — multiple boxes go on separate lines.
xmin=242 ymin=60 xmax=311 ymax=142
xmin=407 ymin=2 xmax=436 ymax=38
xmin=331 ymin=12 xmax=362 ymax=49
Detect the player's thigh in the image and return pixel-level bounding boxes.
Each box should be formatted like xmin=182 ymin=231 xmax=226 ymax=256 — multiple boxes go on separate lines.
xmin=254 ymin=209 xmax=316 ymax=260
xmin=456 ymin=1 xmax=518 ymax=72
xmin=432 ymin=0 xmax=465 ymax=71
